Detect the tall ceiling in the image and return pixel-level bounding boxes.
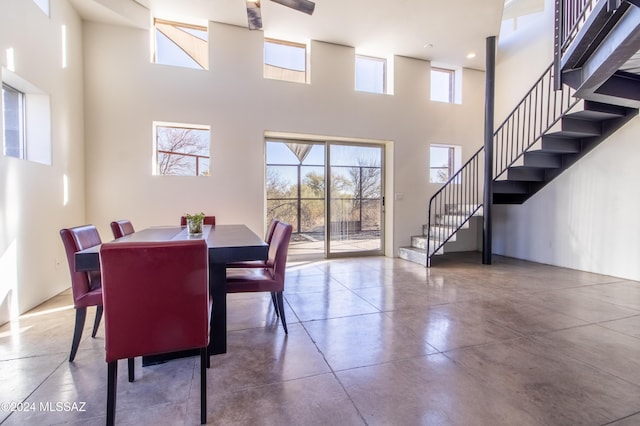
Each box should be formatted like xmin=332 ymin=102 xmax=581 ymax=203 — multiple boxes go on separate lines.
xmin=68 ymin=0 xmax=507 ymax=70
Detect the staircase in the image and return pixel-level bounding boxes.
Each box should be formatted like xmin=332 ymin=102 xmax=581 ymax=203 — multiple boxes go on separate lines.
xmin=493 ymin=100 xmax=637 ymax=204
xmin=399 ymin=205 xmax=482 ymax=266
xmin=400 ymin=0 xmax=640 ymax=267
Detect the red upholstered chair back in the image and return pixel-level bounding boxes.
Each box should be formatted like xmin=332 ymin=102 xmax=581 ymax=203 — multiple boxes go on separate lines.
xmin=265 ymin=219 xmax=279 ymax=244
xmin=265 ymin=222 xmax=293 ymax=287
xmin=100 ymin=240 xmax=209 ymax=363
xmin=180 ymin=215 xmax=215 ymax=226
xmin=110 ymin=220 xmax=135 ymax=239
xmin=60 ymin=226 xmax=103 ymax=308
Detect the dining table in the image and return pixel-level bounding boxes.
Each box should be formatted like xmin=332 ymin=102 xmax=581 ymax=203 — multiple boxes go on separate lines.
xmin=74 ymin=224 xmax=269 ymax=364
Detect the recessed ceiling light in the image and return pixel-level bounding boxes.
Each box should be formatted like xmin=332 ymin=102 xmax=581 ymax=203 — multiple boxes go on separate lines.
xmin=467 ymin=52 xmax=476 ymax=59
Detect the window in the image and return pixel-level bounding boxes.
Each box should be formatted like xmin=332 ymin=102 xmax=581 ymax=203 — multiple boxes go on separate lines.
xmin=264 ymin=39 xmax=307 ymax=83
xmin=154 ymin=123 xmax=210 ymax=176
xmin=431 ymin=67 xmax=455 ymax=103
xmin=154 ymin=19 xmax=208 ymax=70
xmin=2 ymin=83 xmax=25 ymax=159
xmin=430 ymin=144 xmax=461 ymax=183
xmin=355 ymin=55 xmax=386 ymax=94
xmin=33 ymin=0 xmax=50 ymax=16
xmin=2 ymin=71 xmax=51 ymax=165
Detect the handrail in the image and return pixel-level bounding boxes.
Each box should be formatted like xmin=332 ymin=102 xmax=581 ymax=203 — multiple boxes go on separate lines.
xmin=425 ymin=60 xmax=579 ymax=266
xmin=426 ymin=147 xmax=482 ymax=266
xmin=493 ymin=63 xmax=578 ymax=179
xmin=554 ymin=0 xmax=596 ymax=88
xmin=559 ymin=0 xmax=596 ymax=52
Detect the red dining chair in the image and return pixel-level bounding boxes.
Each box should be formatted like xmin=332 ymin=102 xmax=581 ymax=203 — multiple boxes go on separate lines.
xmin=226 ymin=222 xmax=293 ymax=333
xmin=227 ymin=219 xmax=279 ymax=269
xmin=100 ymin=240 xmax=210 ymax=426
xmin=60 ymin=225 xmax=104 ymax=362
xmin=109 ymin=220 xmax=135 ymax=239
xmin=180 ymin=215 xmax=215 ymax=226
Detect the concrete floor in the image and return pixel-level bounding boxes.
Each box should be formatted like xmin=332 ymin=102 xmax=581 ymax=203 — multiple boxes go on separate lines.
xmin=1 ymin=252 xmax=640 ymax=425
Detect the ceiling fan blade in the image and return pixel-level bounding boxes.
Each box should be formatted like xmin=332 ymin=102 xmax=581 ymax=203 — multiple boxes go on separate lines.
xmin=270 ymin=0 xmax=315 ymax=15
xmin=246 ymin=0 xmax=263 ymax=30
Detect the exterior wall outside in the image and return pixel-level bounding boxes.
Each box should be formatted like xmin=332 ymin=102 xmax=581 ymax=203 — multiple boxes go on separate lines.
xmin=0 ymin=0 xmax=86 ymax=323
xmin=494 ymin=0 xmax=640 ymax=280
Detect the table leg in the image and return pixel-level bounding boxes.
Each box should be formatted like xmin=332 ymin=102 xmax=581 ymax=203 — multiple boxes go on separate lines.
xmin=209 ymin=262 xmax=227 ymax=355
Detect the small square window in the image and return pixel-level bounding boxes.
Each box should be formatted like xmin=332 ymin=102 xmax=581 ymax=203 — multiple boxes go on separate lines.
xmin=33 ymin=0 xmax=50 ymax=16
xmin=264 ymin=39 xmax=307 ymax=83
xmin=355 ymin=55 xmax=386 ymax=94
xmin=154 ymin=19 xmax=208 ymax=70
xmin=431 ymin=67 xmax=455 ymax=103
xmin=430 ymin=144 xmax=461 ymax=183
xmin=154 ymin=123 xmax=210 ymax=176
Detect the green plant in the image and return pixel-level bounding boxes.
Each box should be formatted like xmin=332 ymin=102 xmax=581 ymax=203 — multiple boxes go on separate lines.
xmin=184 ymin=212 xmax=205 ymax=234
xmin=184 ymin=212 xmax=205 ymax=222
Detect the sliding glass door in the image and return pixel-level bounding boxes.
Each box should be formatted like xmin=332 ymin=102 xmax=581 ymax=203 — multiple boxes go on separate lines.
xmin=328 ymin=143 xmax=384 ymax=256
xmin=266 ymin=139 xmax=384 ymax=258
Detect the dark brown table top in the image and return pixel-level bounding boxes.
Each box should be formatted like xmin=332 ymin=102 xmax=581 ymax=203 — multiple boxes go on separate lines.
xmin=75 ymin=224 xmax=268 ymax=272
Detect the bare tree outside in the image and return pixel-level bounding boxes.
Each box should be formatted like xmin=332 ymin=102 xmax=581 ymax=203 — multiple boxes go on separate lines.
xmin=347 ymin=158 xmax=381 ymax=230
xmin=156 ymin=125 xmax=210 ymax=176
xmin=266 ymin=141 xmax=383 ymax=255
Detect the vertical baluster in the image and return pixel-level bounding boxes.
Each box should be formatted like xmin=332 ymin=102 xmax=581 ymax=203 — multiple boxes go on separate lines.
xmin=531 ymin=88 xmax=536 ymax=149
xmin=510 ymin=115 xmax=517 ymax=170
xmin=540 ymin=76 xmax=545 ymax=136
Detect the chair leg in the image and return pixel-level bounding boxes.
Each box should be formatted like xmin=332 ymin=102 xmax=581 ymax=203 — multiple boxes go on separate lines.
xmin=127 ymin=358 xmax=135 ymax=382
xmin=69 ymin=307 xmax=87 ymax=362
xmin=276 ymin=292 xmax=288 ymax=334
xmin=270 ymin=292 xmax=279 ymax=317
xmin=200 ymin=348 xmax=207 ymax=425
xmin=92 ymin=305 xmax=103 ymax=338
xmin=107 ymin=361 xmax=118 ymax=426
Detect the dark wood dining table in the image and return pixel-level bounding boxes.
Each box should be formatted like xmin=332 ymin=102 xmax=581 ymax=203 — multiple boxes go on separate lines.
xmin=74 ymin=224 xmax=268 ymax=363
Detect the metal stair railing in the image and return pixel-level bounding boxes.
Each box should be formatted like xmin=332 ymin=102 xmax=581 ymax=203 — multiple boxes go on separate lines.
xmin=554 ymin=0 xmax=596 ymax=88
xmin=426 ymin=147 xmax=482 ymax=266
xmin=494 ymin=62 xmax=579 ymax=179
xmin=425 ymin=62 xmax=579 ymax=266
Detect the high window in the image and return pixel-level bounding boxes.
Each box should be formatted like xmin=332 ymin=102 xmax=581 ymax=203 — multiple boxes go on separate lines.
xmin=33 ymin=0 xmax=50 ymax=16
xmin=430 ymin=144 xmax=461 ymax=183
xmin=430 ymin=67 xmax=455 ymax=103
xmin=154 ymin=123 xmax=210 ymax=176
xmin=154 ymin=19 xmax=208 ymax=70
xmin=2 ymin=83 xmax=24 ymax=159
xmin=264 ymin=39 xmax=307 ymax=83
xmin=2 ymin=71 xmax=51 ymax=165
xmin=355 ymin=55 xmax=386 ymax=94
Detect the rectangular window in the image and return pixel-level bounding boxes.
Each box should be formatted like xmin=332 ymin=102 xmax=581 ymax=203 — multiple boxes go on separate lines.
xmin=431 ymin=67 xmax=455 ymax=103
xmin=355 ymin=55 xmax=386 ymax=94
xmin=2 ymin=83 xmax=25 ymax=159
xmin=154 ymin=19 xmax=208 ymax=70
xmin=2 ymin=72 xmax=51 ymax=165
xmin=264 ymin=39 xmax=307 ymax=83
xmin=154 ymin=123 xmax=210 ymax=176
xmin=430 ymin=144 xmax=461 ymax=183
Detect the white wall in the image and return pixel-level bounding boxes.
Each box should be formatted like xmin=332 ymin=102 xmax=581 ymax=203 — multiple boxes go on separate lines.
xmin=0 ymin=2 xmax=487 ymax=319
xmin=82 ymin=20 xmax=486 ymax=259
xmin=0 ymin=0 xmax=86 ymax=323
xmin=494 ymin=0 xmax=640 ymax=280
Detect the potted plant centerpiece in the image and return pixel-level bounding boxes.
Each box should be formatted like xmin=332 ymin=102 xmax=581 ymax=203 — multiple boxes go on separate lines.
xmin=184 ymin=212 xmax=205 ymax=235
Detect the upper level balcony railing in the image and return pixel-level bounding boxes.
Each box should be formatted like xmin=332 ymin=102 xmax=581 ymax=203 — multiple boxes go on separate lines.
xmin=554 ymin=0 xmax=596 ymax=88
